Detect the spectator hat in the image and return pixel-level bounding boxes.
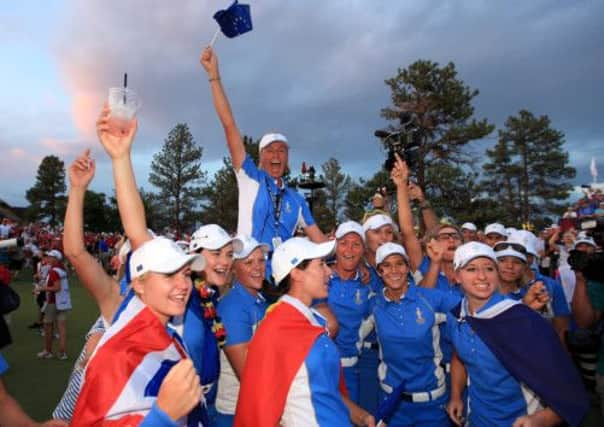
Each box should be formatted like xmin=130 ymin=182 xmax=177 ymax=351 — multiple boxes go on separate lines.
xmin=45 ymin=249 xmax=63 ymax=261
xmin=461 ymin=222 xmax=477 ymax=232
xmin=362 ymin=214 xmax=395 ymax=233
xmin=484 ymin=223 xmax=507 ymax=237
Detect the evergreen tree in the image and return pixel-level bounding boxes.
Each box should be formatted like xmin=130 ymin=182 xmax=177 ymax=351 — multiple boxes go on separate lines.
xmin=149 ymin=123 xmax=206 ymax=234
xmin=320 ymin=158 xmax=352 ymax=223
xmin=25 ymin=155 xmax=66 ymax=225
xmin=381 ymin=60 xmax=494 ymax=189
xmin=82 ymin=190 xmax=111 ymax=232
xmin=481 ymin=110 xmax=576 ymax=224
xmin=344 ymin=170 xmax=391 ymax=222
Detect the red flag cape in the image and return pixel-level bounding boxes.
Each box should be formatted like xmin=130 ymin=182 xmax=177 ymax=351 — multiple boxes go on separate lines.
xmin=72 ymin=295 xmax=187 ymax=426
xmin=234 ymin=300 xmax=345 ymax=426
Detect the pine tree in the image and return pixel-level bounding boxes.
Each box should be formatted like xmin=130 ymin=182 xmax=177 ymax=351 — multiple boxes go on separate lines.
xmin=381 ymin=60 xmax=494 ymax=190
xmin=481 ymin=110 xmax=576 ymax=224
xmin=149 ymin=123 xmax=206 ymax=234
xmin=25 ymin=155 xmax=66 ymax=225
xmin=320 ymin=158 xmax=352 ymax=224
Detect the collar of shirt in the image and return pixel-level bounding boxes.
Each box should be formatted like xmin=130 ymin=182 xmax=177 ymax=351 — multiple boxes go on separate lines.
xmin=281 ymin=294 xmax=325 ymax=327
xmin=381 ymin=283 xmax=417 ymax=303
xmin=460 ymin=292 xmax=517 ymax=319
xmin=232 ymin=281 xmax=266 ymax=305
xmin=329 ymin=267 xmax=361 ymax=282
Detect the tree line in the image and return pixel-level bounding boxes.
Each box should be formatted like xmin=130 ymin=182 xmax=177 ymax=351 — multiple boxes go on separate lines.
xmin=24 ymin=59 xmax=575 ymax=233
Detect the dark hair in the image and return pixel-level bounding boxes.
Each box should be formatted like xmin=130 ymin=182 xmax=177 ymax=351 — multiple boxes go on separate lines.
xmin=276 ymin=259 xmax=312 ymax=296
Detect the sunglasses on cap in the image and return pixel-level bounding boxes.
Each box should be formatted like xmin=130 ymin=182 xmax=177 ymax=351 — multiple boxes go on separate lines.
xmin=494 ymin=242 xmax=527 ymax=255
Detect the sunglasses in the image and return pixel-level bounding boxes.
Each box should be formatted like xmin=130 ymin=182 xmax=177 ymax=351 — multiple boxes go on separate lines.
xmin=494 ymin=242 xmax=527 ymax=255
xmin=436 ymin=232 xmax=462 ymax=242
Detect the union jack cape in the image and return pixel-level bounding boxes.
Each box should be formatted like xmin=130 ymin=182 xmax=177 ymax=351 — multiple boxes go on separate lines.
xmin=71 ymin=293 xmax=203 ymax=426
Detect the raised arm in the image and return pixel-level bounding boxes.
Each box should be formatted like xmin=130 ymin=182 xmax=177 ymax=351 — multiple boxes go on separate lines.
xmin=200 ymin=46 xmax=246 ymax=170
xmin=391 ymin=153 xmax=422 ymax=270
xmin=63 ymin=150 xmax=120 ymax=321
xmin=96 ymin=107 xmax=151 ymax=249
xmin=408 ymin=182 xmax=439 ymax=232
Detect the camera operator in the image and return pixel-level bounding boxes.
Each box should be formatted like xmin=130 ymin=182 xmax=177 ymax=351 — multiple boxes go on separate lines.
xmin=570 ymin=237 xmax=604 ymax=416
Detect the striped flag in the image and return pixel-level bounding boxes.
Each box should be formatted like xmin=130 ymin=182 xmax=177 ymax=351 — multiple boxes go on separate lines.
xmin=71 ymin=294 xmax=201 ymax=426
xmin=590 ymin=157 xmax=598 ymax=181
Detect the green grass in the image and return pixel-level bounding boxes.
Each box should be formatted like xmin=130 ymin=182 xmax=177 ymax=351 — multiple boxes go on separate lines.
xmin=2 ymin=267 xmax=98 ymax=421
xmin=2 ymin=268 xmax=603 ymax=424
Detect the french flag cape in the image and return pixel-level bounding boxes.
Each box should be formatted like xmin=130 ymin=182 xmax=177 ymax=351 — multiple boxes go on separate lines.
xmin=451 ymin=298 xmax=589 ymax=427
xmin=71 ymin=292 xmax=203 ymax=426
xmin=234 ymin=300 xmax=347 ymax=426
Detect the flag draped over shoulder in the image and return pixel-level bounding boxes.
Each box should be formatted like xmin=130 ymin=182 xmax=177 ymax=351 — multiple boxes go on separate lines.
xmin=234 ymin=301 xmax=325 ymax=426
xmin=452 ymin=300 xmax=589 ymax=427
xmin=213 ymin=1 xmax=253 ymax=38
xmin=71 ymin=294 xmax=191 ymax=426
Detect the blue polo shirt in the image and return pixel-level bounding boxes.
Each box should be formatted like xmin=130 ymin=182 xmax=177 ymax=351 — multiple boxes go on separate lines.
xmin=323 ymin=270 xmax=373 ymax=358
xmin=0 ymin=353 xmax=8 ymax=375
xmin=448 ymin=293 xmax=540 ymax=426
xmin=235 ymin=155 xmax=315 ymax=253
xmin=218 ymin=282 xmax=267 ymax=347
xmin=281 ymin=296 xmax=352 ymax=426
xmin=418 ymin=256 xmax=463 ymax=364
xmin=368 ymin=285 xmax=460 ymax=393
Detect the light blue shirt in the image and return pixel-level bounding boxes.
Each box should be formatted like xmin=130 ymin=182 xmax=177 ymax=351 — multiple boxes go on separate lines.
xmin=218 ymin=282 xmax=267 ymax=346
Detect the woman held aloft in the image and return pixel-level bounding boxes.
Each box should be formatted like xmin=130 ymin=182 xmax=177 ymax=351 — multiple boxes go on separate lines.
xmin=359 ymin=242 xmax=461 ymax=426
xmin=235 ymin=237 xmax=375 ymax=427
xmin=446 ymin=242 xmax=588 ymax=427
xmin=214 ymin=235 xmax=269 ymax=426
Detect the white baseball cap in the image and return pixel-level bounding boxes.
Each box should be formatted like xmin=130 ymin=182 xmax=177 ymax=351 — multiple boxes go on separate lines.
xmin=234 ymin=235 xmax=270 ymax=260
xmin=574 ymin=236 xmax=597 ymax=249
xmin=118 ymin=230 xmax=157 ymax=264
xmin=271 ymin=237 xmax=335 ymax=284
xmin=453 ymin=242 xmax=497 ymax=270
xmin=494 ymin=235 xmax=527 ymax=263
xmin=484 ymin=223 xmax=507 ymax=237
xmin=512 ymin=230 xmax=538 ymax=257
xmin=505 ymin=227 xmax=518 ymax=237
xmin=45 ymin=249 xmax=63 ymax=261
xmin=335 ymin=221 xmax=365 ymax=242
xmin=259 ymin=133 xmax=289 ymax=151
xmin=376 ymin=242 xmax=409 ymax=266
xmin=130 ymin=237 xmax=206 ymax=280
xmin=461 ymin=222 xmax=477 ymax=232
xmin=189 ymin=224 xmax=243 ymax=253
xmin=362 ymin=214 xmax=395 ymax=233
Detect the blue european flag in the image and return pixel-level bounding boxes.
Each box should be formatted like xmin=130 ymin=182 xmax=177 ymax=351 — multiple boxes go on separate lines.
xmin=213 ymin=1 xmax=253 ymax=39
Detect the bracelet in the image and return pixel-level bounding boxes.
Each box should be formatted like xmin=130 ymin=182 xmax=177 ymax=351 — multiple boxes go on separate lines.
xmin=208 ymin=77 xmax=221 ymax=82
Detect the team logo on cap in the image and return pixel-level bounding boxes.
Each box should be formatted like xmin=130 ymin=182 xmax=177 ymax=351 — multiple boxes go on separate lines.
xmin=290 ymin=257 xmax=299 ymax=265
xmin=136 ymin=265 xmax=143 ymax=272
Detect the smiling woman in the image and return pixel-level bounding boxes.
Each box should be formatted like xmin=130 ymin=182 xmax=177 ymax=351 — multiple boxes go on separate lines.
xmin=234 ymin=237 xmax=375 ymax=427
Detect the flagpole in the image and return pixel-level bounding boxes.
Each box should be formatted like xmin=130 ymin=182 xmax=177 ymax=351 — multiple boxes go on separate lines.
xmin=209 ymin=27 xmax=220 ymax=46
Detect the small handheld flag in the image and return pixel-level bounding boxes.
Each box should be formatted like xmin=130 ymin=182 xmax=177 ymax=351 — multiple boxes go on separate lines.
xmin=590 ymin=157 xmax=598 ymax=183
xmin=211 ymin=1 xmax=253 ymax=45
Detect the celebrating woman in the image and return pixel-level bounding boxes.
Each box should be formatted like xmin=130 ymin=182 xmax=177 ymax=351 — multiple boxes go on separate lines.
xmin=446 ymin=242 xmax=588 ymax=427
xmin=235 ymin=237 xmax=375 ymax=427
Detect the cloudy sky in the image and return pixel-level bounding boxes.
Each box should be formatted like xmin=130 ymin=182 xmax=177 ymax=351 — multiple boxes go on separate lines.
xmin=1 ymin=0 xmax=602 ymax=207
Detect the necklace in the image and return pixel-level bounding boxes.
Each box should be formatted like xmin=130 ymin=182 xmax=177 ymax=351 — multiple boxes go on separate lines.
xmin=194 ymin=277 xmax=227 ymax=348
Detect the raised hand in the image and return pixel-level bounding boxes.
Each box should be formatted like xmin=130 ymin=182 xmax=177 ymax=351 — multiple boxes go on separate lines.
xmin=156 ymin=359 xmax=202 ymax=421
xmin=200 ymin=46 xmax=219 ymax=79
xmin=68 ymin=149 xmax=95 ymax=190
xmin=96 ymin=104 xmax=137 ymax=160
xmin=522 ymin=281 xmax=550 ymax=311
xmin=426 ymin=238 xmax=446 ymax=264
xmin=408 ymin=181 xmax=425 ymax=202
xmin=390 ymin=153 xmax=409 ymax=188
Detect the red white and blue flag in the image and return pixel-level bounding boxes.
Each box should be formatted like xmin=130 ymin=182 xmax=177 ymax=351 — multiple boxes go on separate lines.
xmin=71 ymin=293 xmax=201 ymax=426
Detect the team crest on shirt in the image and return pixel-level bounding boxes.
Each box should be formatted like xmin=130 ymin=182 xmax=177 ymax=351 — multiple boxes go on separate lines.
xmin=355 ymin=289 xmax=362 ymax=305
xmin=416 ymin=307 xmax=425 ymax=324
xmin=285 ymin=201 xmax=292 ymax=213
